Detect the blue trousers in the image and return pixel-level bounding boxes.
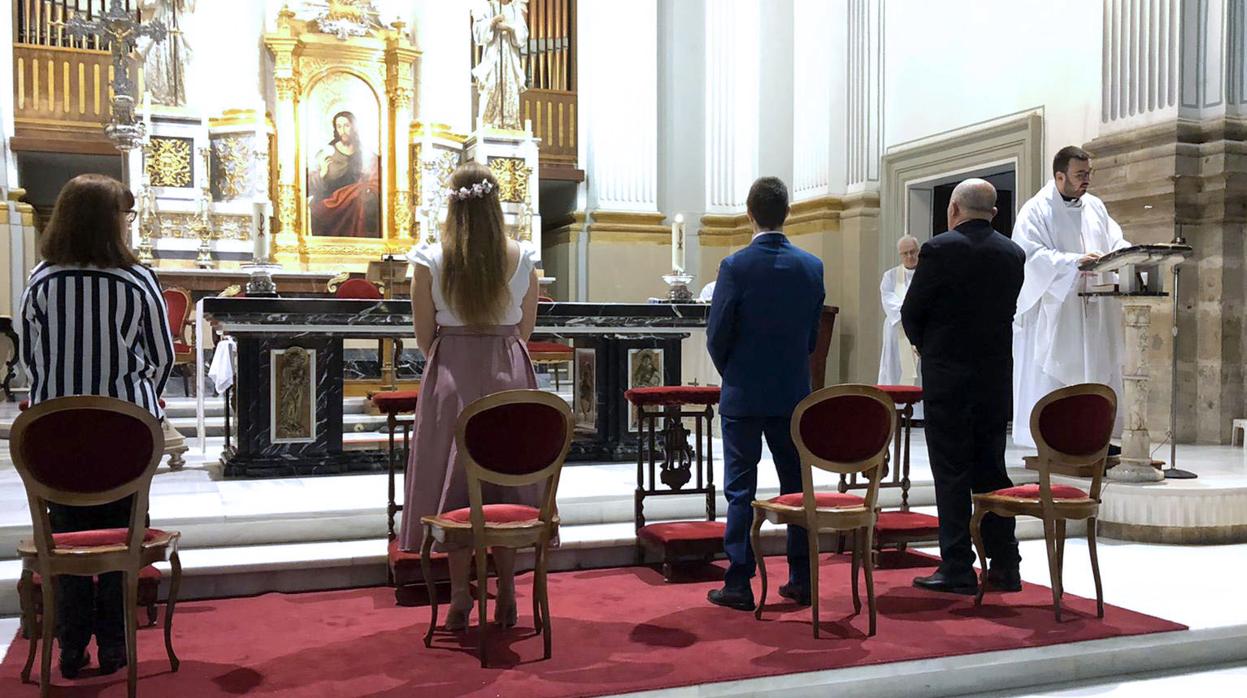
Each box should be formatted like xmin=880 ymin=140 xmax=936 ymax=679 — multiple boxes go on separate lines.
xmin=721 ymin=415 xmax=809 ymax=591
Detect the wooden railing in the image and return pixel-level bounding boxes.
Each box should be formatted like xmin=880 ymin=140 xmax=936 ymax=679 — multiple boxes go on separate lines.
xmin=15 ymin=0 xmax=140 ymax=50
xmin=522 ymin=89 xmax=576 ymax=166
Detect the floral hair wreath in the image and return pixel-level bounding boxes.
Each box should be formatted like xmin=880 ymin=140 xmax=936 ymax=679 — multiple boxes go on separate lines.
xmin=447 ymin=179 xmax=495 ymax=202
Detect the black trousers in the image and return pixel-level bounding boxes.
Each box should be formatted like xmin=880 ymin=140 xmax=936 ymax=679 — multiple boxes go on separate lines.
xmin=922 ymin=359 xmax=1020 ymax=574
xmin=48 ymin=497 xmax=135 ymax=652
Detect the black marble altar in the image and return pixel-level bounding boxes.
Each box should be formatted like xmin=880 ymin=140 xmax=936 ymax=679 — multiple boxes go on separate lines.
xmin=203 ymin=298 xmax=710 ymax=477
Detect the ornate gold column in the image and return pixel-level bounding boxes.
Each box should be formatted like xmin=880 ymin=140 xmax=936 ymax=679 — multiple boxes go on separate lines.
xmin=266 ymin=8 xmax=301 ymax=253
xmin=386 ymin=22 xmax=418 ymax=241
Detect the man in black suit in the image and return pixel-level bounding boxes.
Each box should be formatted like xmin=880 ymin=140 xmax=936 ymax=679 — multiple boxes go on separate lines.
xmin=901 ymin=178 xmax=1025 ymax=594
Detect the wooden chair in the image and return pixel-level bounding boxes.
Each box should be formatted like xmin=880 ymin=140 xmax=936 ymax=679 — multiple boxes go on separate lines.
xmin=972 ymin=383 xmax=1116 ymax=621
xmin=420 ymin=389 xmax=573 ymax=667
xmin=627 ymin=385 xmax=723 ymax=581
xmin=332 ymin=277 xmax=403 ymax=389
xmin=750 ymin=385 xmax=895 ymax=637
xmin=11 ymin=396 xmax=182 ymax=697
xmin=528 ymin=296 xmax=573 ymax=390
xmin=162 ymin=287 xmax=195 ymax=396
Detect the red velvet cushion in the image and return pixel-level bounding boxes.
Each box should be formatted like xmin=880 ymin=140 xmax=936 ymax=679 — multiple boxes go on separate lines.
xmin=463 ymin=401 xmax=567 ymax=475
xmin=798 ymin=394 xmax=893 ymax=463
xmin=526 ymin=341 xmax=574 ymax=355
xmin=876 ymin=385 xmax=924 ymax=404
xmin=437 ymin=504 xmax=542 ymax=524
xmin=387 ymin=538 xmax=446 ymax=586
xmin=993 ymin=483 xmax=1090 ymax=500
xmin=769 ymin=492 xmax=866 ymax=508
xmin=1037 ymin=393 xmax=1116 ymax=456
xmin=637 ymin=521 xmax=725 ymax=544
xmin=173 ymin=341 xmax=192 ymax=354
xmin=875 ymin=510 xmax=940 ymax=533
xmin=51 ymin=528 xmax=167 ymax=549
xmin=335 ymin=278 xmax=383 ymax=299
xmin=162 ymin=289 xmax=190 ymax=336
xmin=371 ymin=389 xmax=420 ymax=414
xmin=624 ymin=386 xmax=722 ymax=406
xmin=18 ymin=408 xmax=157 ymax=494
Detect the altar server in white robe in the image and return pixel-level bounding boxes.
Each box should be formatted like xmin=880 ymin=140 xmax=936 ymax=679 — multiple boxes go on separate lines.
xmin=878 ymin=235 xmax=923 ymax=419
xmin=1012 ymin=146 xmax=1131 ymax=449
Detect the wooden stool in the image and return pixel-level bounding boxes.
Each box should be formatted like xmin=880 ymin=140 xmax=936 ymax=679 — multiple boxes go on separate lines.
xmin=625 ymin=385 xmax=723 ymax=581
xmin=836 ymin=385 xmax=938 ymax=563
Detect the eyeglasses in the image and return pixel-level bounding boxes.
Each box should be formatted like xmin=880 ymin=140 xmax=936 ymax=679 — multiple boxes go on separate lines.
xmin=1067 ymin=169 xmax=1094 ymax=183
xmin=124 ymin=210 xmax=138 ymax=223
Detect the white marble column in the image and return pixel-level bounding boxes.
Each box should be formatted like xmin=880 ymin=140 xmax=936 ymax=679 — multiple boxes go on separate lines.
xmin=411 ymin=0 xmax=472 ymax=133
xmin=580 ymin=0 xmax=660 ymax=212
xmin=846 ymin=0 xmax=882 ymax=194
xmin=1226 ymin=0 xmax=1247 ymax=116
xmin=705 ymin=0 xmax=759 ymax=213
xmin=792 ymin=0 xmax=834 ymax=200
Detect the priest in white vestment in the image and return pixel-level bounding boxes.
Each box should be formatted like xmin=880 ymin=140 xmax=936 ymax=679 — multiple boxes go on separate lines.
xmin=1012 ymin=146 xmax=1130 ymax=448
xmin=878 ymin=235 xmax=923 ymax=419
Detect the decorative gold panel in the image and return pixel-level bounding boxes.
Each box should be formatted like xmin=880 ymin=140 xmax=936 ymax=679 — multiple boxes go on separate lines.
xmin=488 ymin=156 xmax=529 ymax=204
xmin=272 ymin=346 xmax=315 ymax=442
xmin=210 ymin=133 xmax=256 ymax=202
xmin=156 ymin=213 xmax=252 ymax=241
xmin=146 ymin=136 xmax=195 ymax=189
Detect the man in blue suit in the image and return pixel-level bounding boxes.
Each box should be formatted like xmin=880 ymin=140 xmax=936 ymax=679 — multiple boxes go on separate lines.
xmin=706 ymin=176 xmax=826 ymax=610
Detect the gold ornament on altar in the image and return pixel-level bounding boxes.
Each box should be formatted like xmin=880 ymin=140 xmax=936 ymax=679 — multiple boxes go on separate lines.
xmin=211 ymin=133 xmax=256 ymax=201
xmin=146 ymin=136 xmax=194 ymax=188
xmin=488 ymin=156 xmax=529 ymax=204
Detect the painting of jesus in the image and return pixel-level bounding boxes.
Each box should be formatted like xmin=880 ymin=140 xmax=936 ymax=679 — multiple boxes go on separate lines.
xmin=304 ymin=73 xmax=382 ymax=238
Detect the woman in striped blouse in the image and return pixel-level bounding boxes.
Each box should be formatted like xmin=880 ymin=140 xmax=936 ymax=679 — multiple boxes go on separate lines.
xmin=19 ymin=173 xmax=174 ymax=678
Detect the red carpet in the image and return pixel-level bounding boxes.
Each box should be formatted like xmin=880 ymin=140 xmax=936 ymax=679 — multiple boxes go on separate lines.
xmin=1 ymin=551 xmax=1184 ymax=697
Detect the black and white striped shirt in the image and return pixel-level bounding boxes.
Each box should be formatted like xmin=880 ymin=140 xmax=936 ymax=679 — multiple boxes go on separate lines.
xmin=21 ymin=262 xmax=175 ymax=417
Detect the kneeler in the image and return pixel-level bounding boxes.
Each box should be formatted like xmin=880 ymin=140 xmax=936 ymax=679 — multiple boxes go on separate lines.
xmin=626 ymin=386 xmax=724 ymax=581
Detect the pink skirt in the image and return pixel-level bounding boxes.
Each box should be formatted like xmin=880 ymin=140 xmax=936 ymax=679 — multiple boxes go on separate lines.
xmin=398 ymin=325 xmax=540 ymax=552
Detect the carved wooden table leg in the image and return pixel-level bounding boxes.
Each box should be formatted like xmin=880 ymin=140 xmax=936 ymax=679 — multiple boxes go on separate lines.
xmin=1109 ymin=303 xmax=1163 ymax=482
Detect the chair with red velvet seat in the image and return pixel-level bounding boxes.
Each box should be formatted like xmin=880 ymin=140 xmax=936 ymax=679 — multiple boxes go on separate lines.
xmin=162 ymin=287 xmax=195 ymax=396
xmin=527 ymin=296 xmax=574 ymax=389
xmin=420 ymin=389 xmax=572 ymax=667
xmin=972 ymin=383 xmax=1116 ymax=621
xmin=625 ymin=385 xmax=723 ymax=581
xmin=10 ymin=396 xmax=182 ymax=695
xmin=836 ymin=385 xmax=938 ymax=563
xmin=750 ymin=385 xmax=895 ymax=637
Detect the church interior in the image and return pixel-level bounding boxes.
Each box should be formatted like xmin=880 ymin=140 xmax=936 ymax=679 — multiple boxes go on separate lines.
xmin=0 ymin=0 xmax=1245 ymax=695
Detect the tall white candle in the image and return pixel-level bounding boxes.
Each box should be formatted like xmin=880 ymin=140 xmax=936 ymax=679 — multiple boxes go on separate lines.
xmin=671 ymin=214 xmax=685 ymax=273
xmin=251 ymin=201 xmax=266 ymax=261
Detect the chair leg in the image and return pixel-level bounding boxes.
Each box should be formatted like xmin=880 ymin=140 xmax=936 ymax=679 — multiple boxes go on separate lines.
xmin=181 ymin=366 xmax=190 ymax=397
xmin=863 ymin=525 xmax=878 ymax=637
xmin=1087 ymin=517 xmax=1104 ymax=618
xmin=1042 ymin=518 xmax=1063 ymax=622
xmin=39 ymin=577 xmax=54 ymax=698
xmin=1055 ymin=519 xmax=1067 ymax=599
xmin=475 ymin=544 xmax=490 ymax=668
xmin=165 ymin=552 xmax=182 ymax=671
xmin=532 ymin=545 xmax=545 ymax=634
xmin=19 ymin=569 xmax=36 ymax=684
xmin=834 ymin=532 xmax=846 ymax=555
xmin=750 ymin=509 xmax=767 ymax=621
xmin=970 ymin=506 xmax=989 ymax=607
xmin=538 ymin=543 xmax=553 ymax=660
xmin=125 ymin=571 xmax=139 ymax=698
xmin=420 ymin=532 xmax=437 ymax=647
xmin=808 ymin=525 xmax=820 ymax=639
xmin=849 ymin=529 xmax=861 ymax=614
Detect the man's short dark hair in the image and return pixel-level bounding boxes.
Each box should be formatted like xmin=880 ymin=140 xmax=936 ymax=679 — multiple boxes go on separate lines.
xmin=1053 ymin=146 xmax=1092 ymax=175
xmin=746 ymin=177 xmax=789 ymax=230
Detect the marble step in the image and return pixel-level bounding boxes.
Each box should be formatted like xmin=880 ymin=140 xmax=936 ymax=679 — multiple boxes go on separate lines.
xmin=0 ymin=512 xmax=1074 ymax=616
xmin=167 ymin=412 xmax=391 ymax=438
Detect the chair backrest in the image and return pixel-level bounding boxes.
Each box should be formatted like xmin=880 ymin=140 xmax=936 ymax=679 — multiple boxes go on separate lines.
xmin=1031 ymin=383 xmax=1117 ymax=500
xmin=456 ymin=389 xmax=573 ymax=527
xmin=791 ymin=384 xmax=895 ymax=510
xmin=334 ymin=277 xmax=384 ymax=300
xmin=9 ymin=396 xmax=165 ymax=565
xmin=163 ymin=287 xmax=192 ymax=345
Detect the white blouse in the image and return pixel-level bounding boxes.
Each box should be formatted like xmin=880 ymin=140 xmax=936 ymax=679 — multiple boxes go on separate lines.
xmin=407 ymin=241 xmax=536 ymax=327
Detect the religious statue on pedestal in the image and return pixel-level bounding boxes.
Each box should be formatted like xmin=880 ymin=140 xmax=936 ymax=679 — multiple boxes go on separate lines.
xmin=138 ymin=0 xmax=193 ymax=107
xmin=471 ymin=0 xmax=529 ymax=130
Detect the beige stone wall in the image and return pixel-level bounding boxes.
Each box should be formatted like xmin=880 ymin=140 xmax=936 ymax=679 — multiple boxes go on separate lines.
xmin=583 ymin=211 xmax=671 ymax=302
xmin=541 ymin=213 xmax=585 ymax=302
xmin=1086 ymin=117 xmax=1247 ymax=443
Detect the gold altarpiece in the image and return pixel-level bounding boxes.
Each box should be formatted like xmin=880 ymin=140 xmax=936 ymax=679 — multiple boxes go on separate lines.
xmin=263 ymin=8 xmax=419 ymax=270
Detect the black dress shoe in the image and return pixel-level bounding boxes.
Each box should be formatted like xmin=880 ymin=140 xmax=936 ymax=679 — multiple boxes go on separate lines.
xmin=707 ymin=586 xmax=755 ymax=611
xmin=913 ymin=570 xmax=978 ymax=595
xmin=98 ymin=645 xmax=128 ymax=676
xmin=59 ymin=648 xmax=89 ymax=679
xmin=987 ymin=566 xmax=1023 ymax=592
xmin=1108 ymin=443 xmax=1122 ymax=457
xmin=778 ymin=582 xmax=811 ymax=606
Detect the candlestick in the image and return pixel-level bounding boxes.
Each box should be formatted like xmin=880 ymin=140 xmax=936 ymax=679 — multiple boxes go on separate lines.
xmin=671 ymin=214 xmax=685 ymax=273
xmin=251 ymin=201 xmax=266 ymax=262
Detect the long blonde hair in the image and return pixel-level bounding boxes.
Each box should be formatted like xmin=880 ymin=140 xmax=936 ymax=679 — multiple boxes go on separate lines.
xmin=440 ymin=162 xmax=509 ymax=325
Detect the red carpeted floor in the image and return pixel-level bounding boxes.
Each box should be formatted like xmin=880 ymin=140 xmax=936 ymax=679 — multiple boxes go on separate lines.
xmin=1 ymin=551 xmax=1184 ymax=697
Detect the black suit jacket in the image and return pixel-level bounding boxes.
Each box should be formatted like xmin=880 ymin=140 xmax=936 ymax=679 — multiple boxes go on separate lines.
xmin=901 ymin=219 xmax=1024 ymax=396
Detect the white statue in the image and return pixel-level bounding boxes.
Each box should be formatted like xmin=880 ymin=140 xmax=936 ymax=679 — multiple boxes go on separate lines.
xmin=138 ymin=0 xmax=193 ymax=107
xmin=471 ymin=0 xmax=529 ymax=130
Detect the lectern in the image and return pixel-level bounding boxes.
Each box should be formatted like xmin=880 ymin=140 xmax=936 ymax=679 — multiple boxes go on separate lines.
xmin=1080 ymin=243 xmax=1192 ymax=482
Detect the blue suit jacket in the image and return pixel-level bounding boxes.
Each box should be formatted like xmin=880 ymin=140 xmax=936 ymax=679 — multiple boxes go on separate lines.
xmin=707 ymin=232 xmax=825 ymax=417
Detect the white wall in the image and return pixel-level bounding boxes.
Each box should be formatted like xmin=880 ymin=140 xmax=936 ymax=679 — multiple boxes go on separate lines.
xmin=883 ymin=0 xmax=1103 ymax=164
